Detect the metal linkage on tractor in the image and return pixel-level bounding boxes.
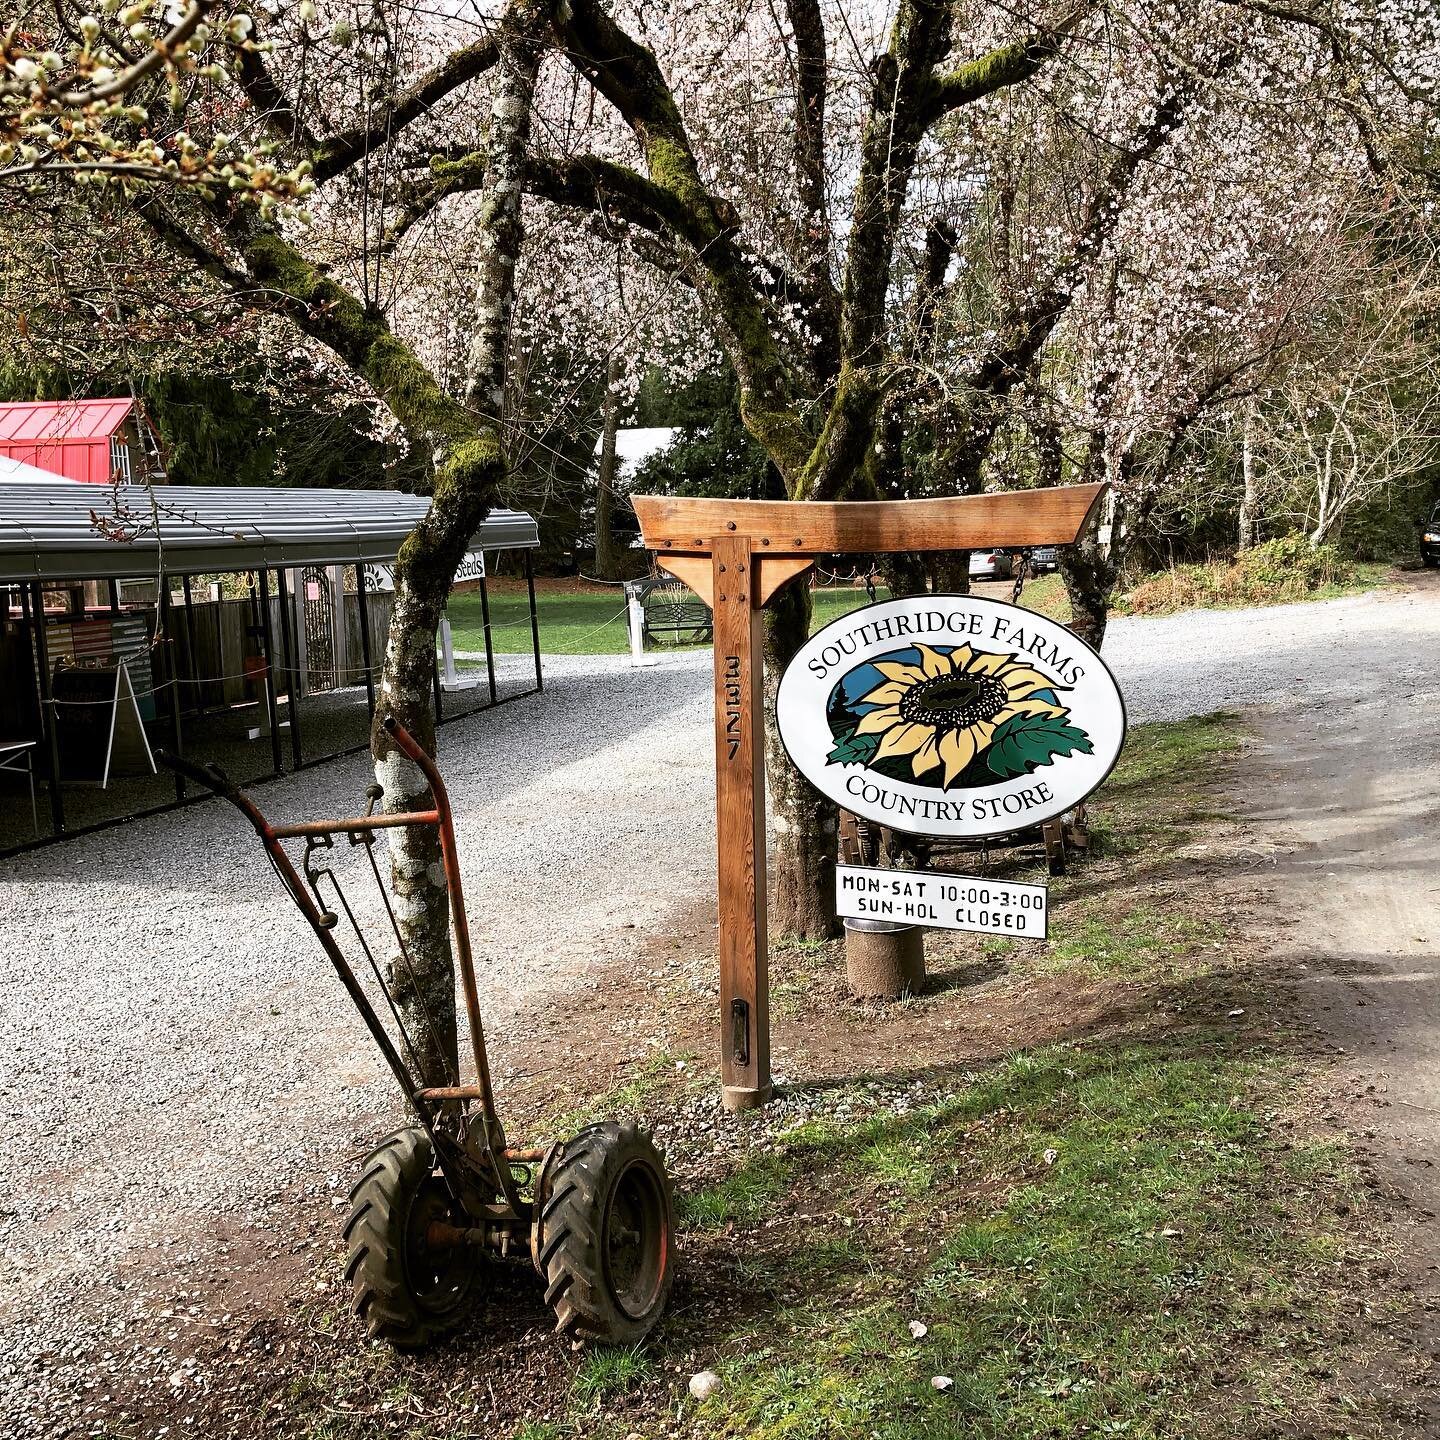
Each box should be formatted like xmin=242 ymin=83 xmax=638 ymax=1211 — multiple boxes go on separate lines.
xmin=157 ymin=719 xmax=674 ymax=1350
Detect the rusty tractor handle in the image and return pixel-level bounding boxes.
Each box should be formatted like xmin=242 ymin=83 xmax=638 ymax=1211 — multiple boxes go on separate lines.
xmin=380 ymin=715 xmax=444 ymax=794
xmin=154 ymin=747 xmax=236 ymax=801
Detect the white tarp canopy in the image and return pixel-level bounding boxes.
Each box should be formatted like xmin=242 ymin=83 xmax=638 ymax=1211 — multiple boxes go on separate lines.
xmin=0 ymin=480 xmax=539 ymax=584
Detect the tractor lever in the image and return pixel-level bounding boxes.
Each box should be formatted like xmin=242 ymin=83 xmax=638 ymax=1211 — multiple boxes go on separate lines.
xmin=155 ymin=748 xmax=235 ymax=799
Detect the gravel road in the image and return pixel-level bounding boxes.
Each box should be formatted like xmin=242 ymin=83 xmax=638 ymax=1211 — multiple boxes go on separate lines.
xmin=3 ymin=578 xmax=1437 ymax=1436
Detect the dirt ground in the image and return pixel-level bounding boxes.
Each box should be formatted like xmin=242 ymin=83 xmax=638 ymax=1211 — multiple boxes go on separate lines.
xmin=1240 ymin=569 xmax=1440 ymax=1384
xmin=10 ymin=573 xmax=1440 ymax=1438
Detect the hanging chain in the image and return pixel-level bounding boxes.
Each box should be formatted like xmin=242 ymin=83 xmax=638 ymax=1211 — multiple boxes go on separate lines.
xmin=1010 ymin=548 xmax=1031 ymax=605
xmin=864 ymin=566 xmax=878 ymax=605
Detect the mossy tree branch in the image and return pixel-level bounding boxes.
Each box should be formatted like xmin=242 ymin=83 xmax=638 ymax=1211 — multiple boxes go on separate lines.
xmin=918 ymin=8 xmax=1089 ymax=127
xmin=793 ymin=0 xmax=954 ymax=502
xmin=558 ymin=0 xmax=818 ymax=485
xmin=235 ymin=30 xmax=502 ymax=184
xmin=312 ymin=39 xmax=502 ymax=183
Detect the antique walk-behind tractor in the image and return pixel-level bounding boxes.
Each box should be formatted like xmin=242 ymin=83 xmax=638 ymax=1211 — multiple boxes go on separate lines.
xmin=157 ymin=718 xmax=674 ymax=1350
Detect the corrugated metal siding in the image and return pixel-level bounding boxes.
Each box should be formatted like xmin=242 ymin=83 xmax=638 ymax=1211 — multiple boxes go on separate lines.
xmin=0 ymin=480 xmax=540 ymax=582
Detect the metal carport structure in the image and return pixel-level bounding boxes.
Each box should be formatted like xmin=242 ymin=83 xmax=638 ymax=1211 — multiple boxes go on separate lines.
xmin=0 ymin=480 xmax=542 ymax=854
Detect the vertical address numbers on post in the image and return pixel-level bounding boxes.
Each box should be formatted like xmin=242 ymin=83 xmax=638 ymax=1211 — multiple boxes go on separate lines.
xmin=836 ymin=864 xmax=1048 ymax=939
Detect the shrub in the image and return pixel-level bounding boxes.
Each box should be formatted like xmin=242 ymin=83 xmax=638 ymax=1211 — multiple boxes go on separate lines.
xmin=1123 ymin=536 xmax=1353 ymax=615
xmin=1232 ymin=535 xmax=1351 ymax=591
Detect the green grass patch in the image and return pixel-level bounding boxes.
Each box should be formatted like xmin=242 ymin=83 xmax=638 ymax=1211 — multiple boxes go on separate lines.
xmin=512 ymin=1423 xmax=562 ymax=1440
xmin=682 ymin=1043 xmax=1381 ymax=1440
xmin=680 ymin=1152 xmax=793 ymax=1229
xmin=445 ymin=583 xmax=630 ymax=656
xmin=1039 ymin=902 xmax=1223 ymax=978
xmin=1085 ymin=712 xmax=1244 ymax=856
xmin=546 ymin=1049 xmax=699 ymax=1134
xmin=1108 ymin=712 xmax=1243 ymax=792
xmin=443 ymin=581 xmax=892 ymax=657
xmin=571 ymin=1345 xmax=652 ymax=1405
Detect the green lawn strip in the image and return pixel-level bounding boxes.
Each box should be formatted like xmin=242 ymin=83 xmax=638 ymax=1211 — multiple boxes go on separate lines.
xmin=673 ymin=1043 xmax=1387 ymax=1440
xmin=1036 ymin=903 xmax=1224 ymax=979
xmin=444 ymin=586 xmax=633 ymax=656
xmin=1085 ymin=711 xmax=1244 ymax=856
xmin=443 ymin=555 xmax=1394 ymax=659
xmin=442 ymin=584 xmax=889 ymax=657
xmin=951 ymin=714 xmax=1244 ymax=982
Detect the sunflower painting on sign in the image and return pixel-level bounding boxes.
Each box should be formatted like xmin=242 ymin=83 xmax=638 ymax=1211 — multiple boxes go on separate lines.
xmin=777 ymin=595 xmax=1126 ymax=840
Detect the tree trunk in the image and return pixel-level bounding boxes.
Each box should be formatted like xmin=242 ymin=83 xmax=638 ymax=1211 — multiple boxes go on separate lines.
xmin=1058 ymin=540 xmax=1113 ymax=650
xmin=926 ymin=552 xmax=971 ymax=594
xmin=594 ymin=348 xmax=622 ymax=580
xmin=878 ymin=551 xmax=928 ymax=597
xmin=1238 ymin=399 xmax=1258 ymax=550
xmin=764 ymin=581 xmax=838 ymax=940
xmin=1060 ymin=491 xmax=1125 ymax=650
xmin=373 ymin=2 xmax=543 ymax=1084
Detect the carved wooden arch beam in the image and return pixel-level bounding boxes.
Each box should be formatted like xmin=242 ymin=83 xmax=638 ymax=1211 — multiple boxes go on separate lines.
xmin=631 ymin=483 xmax=1106 ymax=606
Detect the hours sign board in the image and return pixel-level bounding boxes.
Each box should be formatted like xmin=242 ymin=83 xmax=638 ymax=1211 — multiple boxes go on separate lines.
xmin=777 ymin=594 xmax=1126 ymax=840
xmin=836 ymin=863 xmax=1048 ymax=938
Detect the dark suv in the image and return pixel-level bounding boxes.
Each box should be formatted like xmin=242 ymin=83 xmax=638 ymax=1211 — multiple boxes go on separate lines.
xmin=1423 ymin=504 xmax=1440 ymax=568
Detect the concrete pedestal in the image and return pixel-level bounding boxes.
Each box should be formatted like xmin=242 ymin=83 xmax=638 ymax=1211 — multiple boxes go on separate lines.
xmin=844 ymin=918 xmax=926 ymax=1000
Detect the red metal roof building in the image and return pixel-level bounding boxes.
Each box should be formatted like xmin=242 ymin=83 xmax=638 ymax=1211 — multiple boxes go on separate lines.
xmin=0 ymin=399 xmax=148 ymax=485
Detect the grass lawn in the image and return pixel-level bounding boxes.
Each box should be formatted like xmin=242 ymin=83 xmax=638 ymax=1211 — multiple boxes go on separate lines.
xmin=446 ymin=560 xmax=1395 ymax=658
xmin=443 ymin=579 xmax=889 ymax=656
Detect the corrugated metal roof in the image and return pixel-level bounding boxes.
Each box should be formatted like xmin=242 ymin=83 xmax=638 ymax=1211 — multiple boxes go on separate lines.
xmin=0 ymin=480 xmax=539 ymax=583
xmin=0 ymin=398 xmax=135 ymax=444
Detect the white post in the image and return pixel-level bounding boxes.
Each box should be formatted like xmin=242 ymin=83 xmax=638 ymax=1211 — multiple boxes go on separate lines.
xmin=291 ymin=567 xmax=309 ymax=698
xmin=627 ymin=582 xmax=656 ymax=668
xmin=328 ymin=564 xmax=348 ymax=687
xmin=439 ymin=616 xmax=479 ymax=690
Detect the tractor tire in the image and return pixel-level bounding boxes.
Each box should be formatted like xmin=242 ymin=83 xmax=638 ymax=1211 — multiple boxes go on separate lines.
xmin=343 ymin=1125 xmax=479 ymax=1350
xmin=537 ymin=1122 xmax=675 ymax=1343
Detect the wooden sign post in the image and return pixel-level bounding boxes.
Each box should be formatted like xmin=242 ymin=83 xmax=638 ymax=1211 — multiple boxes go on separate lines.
xmin=632 ymin=483 xmax=1105 ymax=1110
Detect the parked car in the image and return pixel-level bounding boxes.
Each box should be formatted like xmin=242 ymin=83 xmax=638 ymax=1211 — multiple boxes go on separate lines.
xmin=1027 ymin=545 xmax=1059 ymax=573
xmin=968 ymin=549 xmax=1015 ymax=580
xmin=1422 ymin=505 xmax=1440 ymax=568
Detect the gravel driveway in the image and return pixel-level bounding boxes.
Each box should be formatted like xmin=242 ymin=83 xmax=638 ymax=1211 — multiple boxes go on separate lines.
xmin=3 ymin=579 xmax=1437 ymax=1436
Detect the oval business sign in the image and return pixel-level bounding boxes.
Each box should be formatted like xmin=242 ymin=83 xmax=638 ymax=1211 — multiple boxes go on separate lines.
xmin=776 ymin=594 xmax=1126 ymax=839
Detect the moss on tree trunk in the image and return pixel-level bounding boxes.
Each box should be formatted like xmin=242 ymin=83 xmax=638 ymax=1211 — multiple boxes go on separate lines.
xmin=763 ymin=584 xmax=838 ymax=939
